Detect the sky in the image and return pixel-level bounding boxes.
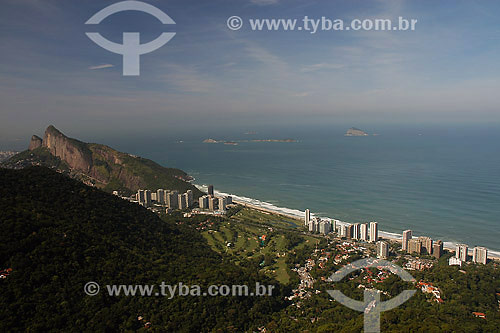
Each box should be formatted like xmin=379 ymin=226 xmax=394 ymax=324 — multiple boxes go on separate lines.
xmin=1 ymin=0 xmax=500 ymax=148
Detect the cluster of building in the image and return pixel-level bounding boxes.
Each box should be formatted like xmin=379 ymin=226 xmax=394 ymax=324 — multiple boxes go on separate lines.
xmin=449 ymin=244 xmax=488 ymax=266
xmin=0 ymin=268 xmax=12 ymax=279
xmin=401 ymin=230 xmax=444 ymax=259
xmin=404 ymin=258 xmax=434 ymax=271
xmin=195 ymin=185 xmax=233 ymax=215
xmin=417 ymin=281 xmax=443 ymax=303
xmin=305 ymin=209 xmax=492 ymax=265
xmin=304 ymin=209 xmax=380 ymax=242
xmin=136 ymin=189 xmax=194 ymax=211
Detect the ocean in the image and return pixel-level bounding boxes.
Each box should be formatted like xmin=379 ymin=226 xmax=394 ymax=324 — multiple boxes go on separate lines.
xmin=101 ymin=123 xmax=500 ymax=255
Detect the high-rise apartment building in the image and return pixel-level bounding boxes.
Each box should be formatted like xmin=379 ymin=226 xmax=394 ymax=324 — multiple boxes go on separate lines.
xmin=305 ymin=209 xmax=310 ymax=226
xmin=408 ymin=239 xmax=422 ymax=254
xmin=472 ymin=246 xmax=487 ymax=265
xmin=208 ymin=185 xmax=214 ymax=196
xmin=369 ymin=222 xmax=378 ymax=243
xmin=402 ymin=230 xmax=412 ymax=252
xmin=433 ymin=240 xmax=443 ymax=259
xmin=137 ymin=190 xmax=145 ymax=205
xmin=199 ymin=195 xmax=209 ymax=209
xmin=419 ymin=236 xmax=433 ymax=255
xmin=208 ymin=197 xmax=218 ymax=211
xmin=339 ymin=224 xmax=347 ymax=238
xmin=144 ymin=190 xmax=152 ymax=207
xmin=360 ymin=223 xmax=368 ymax=241
xmin=166 ymin=192 xmax=178 ymax=209
xmin=218 ymin=197 xmax=227 ymax=211
xmin=319 ymin=221 xmax=331 ymax=235
xmin=346 ymin=224 xmax=354 ymax=239
xmin=456 ymin=244 xmax=468 ymax=262
xmin=377 ymin=241 xmax=389 ymax=259
xmin=156 ymin=189 xmax=165 ymax=204
xmin=353 ymin=223 xmax=361 ymax=240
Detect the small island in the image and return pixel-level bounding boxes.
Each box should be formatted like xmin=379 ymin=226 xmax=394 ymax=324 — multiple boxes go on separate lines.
xmin=202 ymin=138 xmax=219 ymax=143
xmin=345 ymin=127 xmax=369 ymax=137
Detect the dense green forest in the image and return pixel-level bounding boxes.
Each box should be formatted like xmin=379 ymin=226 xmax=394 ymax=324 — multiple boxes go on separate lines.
xmin=1 ymin=167 xmax=499 ymax=332
xmin=0 ymin=167 xmax=285 ymax=331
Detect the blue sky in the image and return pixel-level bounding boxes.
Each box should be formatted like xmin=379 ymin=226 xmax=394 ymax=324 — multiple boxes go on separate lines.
xmin=1 ymin=0 xmax=500 ymax=146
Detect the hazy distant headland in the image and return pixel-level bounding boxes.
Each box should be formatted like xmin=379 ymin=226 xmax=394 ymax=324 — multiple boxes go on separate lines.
xmin=345 ymin=127 xmax=369 ymax=136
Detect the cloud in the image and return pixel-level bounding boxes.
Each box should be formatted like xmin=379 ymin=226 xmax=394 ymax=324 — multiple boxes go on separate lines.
xmin=292 ymin=91 xmax=312 ymax=97
xmin=301 ymin=63 xmax=345 ymax=73
xmin=250 ymin=0 xmax=279 ymax=5
xmin=88 ymin=64 xmax=114 ymax=70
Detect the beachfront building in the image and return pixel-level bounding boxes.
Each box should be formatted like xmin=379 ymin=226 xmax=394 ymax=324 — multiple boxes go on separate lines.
xmin=187 ymin=190 xmax=193 ymax=207
xmin=208 ymin=185 xmax=214 ymax=196
xmin=377 ymin=241 xmax=389 ymax=259
xmin=339 ymin=224 xmax=347 ymax=238
xmin=433 ymin=240 xmax=443 ymax=259
xmin=408 ymin=239 xmax=422 ymax=254
xmin=346 ymin=224 xmax=354 ymax=239
xmin=199 ymin=195 xmax=209 ymax=209
xmin=472 ymin=246 xmax=488 ymax=265
xmin=308 ymin=221 xmax=315 ymax=233
xmin=305 ymin=209 xmax=310 ymax=226
xmin=402 ymin=230 xmax=412 ymax=251
xmin=319 ymin=220 xmax=331 ymax=235
xmin=218 ymin=197 xmax=227 ymax=211
xmin=448 ymin=256 xmax=462 ymax=267
xmin=369 ymin=222 xmax=378 ymax=243
xmin=456 ymin=244 xmax=468 ymax=262
xmin=419 ymin=236 xmax=433 ymax=255
xmin=360 ymin=223 xmax=368 ymax=241
xmin=208 ymin=197 xmax=218 ymax=211
xmin=331 ymin=220 xmax=337 ymax=234
xmin=353 ymin=223 xmax=361 ymax=240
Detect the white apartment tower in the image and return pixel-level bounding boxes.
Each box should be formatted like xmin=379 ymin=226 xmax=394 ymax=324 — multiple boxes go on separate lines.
xmin=353 ymin=223 xmax=361 ymax=240
xmin=456 ymin=244 xmax=468 ymax=262
xmin=369 ymin=222 xmax=378 ymax=243
xmin=377 ymin=241 xmax=389 ymax=259
xmin=402 ymin=230 xmax=412 ymax=252
xmin=360 ymin=223 xmax=368 ymax=241
xmin=218 ymin=197 xmax=227 ymax=211
xmin=472 ymin=246 xmax=487 ymax=265
xmin=305 ymin=209 xmax=310 ymax=226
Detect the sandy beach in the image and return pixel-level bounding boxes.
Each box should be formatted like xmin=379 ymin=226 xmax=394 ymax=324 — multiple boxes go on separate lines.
xmin=231 ymin=196 xmax=500 ymax=261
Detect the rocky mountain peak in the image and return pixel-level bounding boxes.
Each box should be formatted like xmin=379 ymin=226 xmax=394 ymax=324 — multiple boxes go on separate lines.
xmin=28 ymin=135 xmax=42 ymax=151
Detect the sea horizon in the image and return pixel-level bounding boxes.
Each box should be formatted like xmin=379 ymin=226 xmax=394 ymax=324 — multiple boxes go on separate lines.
xmin=97 ymin=123 xmax=500 ymax=255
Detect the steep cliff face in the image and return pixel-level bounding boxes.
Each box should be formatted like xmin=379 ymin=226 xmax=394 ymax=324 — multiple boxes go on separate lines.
xmin=28 ymin=135 xmax=42 ymax=151
xmin=3 ymin=126 xmax=201 ymax=197
xmin=43 ymin=125 xmax=93 ymax=173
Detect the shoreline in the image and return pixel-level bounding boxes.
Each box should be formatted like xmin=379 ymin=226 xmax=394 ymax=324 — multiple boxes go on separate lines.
xmin=195 ymin=185 xmax=500 ymax=261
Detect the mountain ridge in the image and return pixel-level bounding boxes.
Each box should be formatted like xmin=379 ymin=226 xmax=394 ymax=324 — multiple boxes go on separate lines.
xmin=2 ymin=125 xmax=202 ymax=196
